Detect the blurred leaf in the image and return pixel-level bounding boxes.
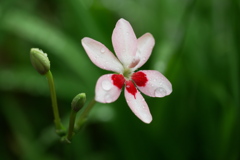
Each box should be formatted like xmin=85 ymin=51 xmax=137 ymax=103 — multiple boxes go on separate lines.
xmin=0 ymin=8 xmax=100 ymax=90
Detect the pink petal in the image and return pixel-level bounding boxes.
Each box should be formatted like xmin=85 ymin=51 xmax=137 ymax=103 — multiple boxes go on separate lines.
xmin=124 ymin=85 xmax=152 ymax=123
xmin=95 ymin=74 xmax=123 ymax=103
xmin=112 ymin=18 xmax=137 ymax=68
xmin=133 ymin=33 xmax=155 ymax=70
xmin=81 ymin=37 xmax=123 ymax=73
xmin=134 ymin=70 xmax=172 ymax=97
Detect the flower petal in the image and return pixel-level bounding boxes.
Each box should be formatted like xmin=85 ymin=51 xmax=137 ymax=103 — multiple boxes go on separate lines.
xmin=82 ymin=37 xmax=124 ymax=73
xmin=124 ymin=85 xmax=152 ymax=123
xmin=133 ymin=33 xmax=155 ymax=70
xmin=134 ymin=70 xmax=172 ymax=97
xmin=95 ymin=74 xmax=123 ymax=103
xmin=112 ymin=18 xmax=137 ymax=67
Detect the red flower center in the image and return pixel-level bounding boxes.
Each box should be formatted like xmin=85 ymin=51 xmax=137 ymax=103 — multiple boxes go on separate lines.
xmin=111 ymin=74 xmax=125 ymax=89
xmin=125 ymin=80 xmax=137 ymax=98
xmin=111 ymin=72 xmax=148 ymax=99
xmin=131 ymin=71 xmax=148 ymax=87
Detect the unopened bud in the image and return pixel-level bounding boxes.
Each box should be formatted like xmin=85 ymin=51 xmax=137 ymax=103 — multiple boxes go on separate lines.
xmin=30 ymin=48 xmax=50 ymax=75
xmin=71 ymin=93 xmax=86 ymax=112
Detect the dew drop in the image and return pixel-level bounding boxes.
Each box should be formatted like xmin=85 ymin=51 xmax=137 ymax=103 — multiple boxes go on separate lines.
xmin=104 ymin=94 xmax=112 ymax=103
xmin=154 ymin=87 xmax=167 ymax=97
xmin=101 ymin=80 xmax=112 ymax=91
xmin=100 ymin=48 xmax=105 ymax=53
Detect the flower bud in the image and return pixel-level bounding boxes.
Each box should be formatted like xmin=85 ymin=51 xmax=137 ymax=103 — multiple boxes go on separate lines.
xmin=71 ymin=93 xmax=86 ymax=112
xmin=30 ymin=48 xmax=50 ymax=75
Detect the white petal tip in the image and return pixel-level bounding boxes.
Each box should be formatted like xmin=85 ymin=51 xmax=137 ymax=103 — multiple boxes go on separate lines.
xmin=118 ymin=18 xmax=127 ymax=22
xmin=142 ymin=117 xmax=152 ymax=124
xmin=81 ymin=37 xmax=88 ymax=43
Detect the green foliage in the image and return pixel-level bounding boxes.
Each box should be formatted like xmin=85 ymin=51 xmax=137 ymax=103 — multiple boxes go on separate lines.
xmin=0 ymin=0 xmax=239 ymax=159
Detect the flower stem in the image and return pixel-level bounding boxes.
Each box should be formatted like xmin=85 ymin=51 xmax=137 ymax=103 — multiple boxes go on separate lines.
xmin=75 ymin=99 xmax=96 ymax=131
xmin=66 ymin=110 xmax=77 ymax=142
xmin=45 ymin=70 xmax=65 ymax=136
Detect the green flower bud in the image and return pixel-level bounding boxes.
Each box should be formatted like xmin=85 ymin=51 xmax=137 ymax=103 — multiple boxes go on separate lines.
xmin=30 ymin=48 xmax=50 ymax=75
xmin=71 ymin=93 xmax=86 ymax=112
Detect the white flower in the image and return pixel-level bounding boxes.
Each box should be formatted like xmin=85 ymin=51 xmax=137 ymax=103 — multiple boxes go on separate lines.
xmin=81 ymin=18 xmax=172 ymax=123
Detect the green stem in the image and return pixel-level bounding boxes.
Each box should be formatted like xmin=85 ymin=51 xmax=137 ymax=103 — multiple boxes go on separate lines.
xmin=75 ymin=99 xmax=96 ymax=131
xmin=45 ymin=71 xmax=65 ymax=135
xmin=66 ymin=110 xmax=77 ymax=141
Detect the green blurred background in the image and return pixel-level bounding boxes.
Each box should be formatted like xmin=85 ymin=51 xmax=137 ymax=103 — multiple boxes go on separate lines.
xmin=0 ymin=0 xmax=239 ymax=159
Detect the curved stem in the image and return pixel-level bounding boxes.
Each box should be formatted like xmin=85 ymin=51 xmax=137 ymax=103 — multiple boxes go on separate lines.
xmin=45 ymin=71 xmax=65 ymax=135
xmin=75 ymin=99 xmax=96 ymax=131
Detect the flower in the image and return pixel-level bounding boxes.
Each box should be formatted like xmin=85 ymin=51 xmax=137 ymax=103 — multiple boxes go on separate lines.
xmin=81 ymin=18 xmax=172 ymax=123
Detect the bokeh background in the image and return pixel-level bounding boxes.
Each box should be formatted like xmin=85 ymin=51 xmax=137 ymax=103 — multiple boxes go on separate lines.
xmin=0 ymin=0 xmax=239 ymax=159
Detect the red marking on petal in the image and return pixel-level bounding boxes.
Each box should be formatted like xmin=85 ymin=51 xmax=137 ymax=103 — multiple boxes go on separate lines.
xmin=111 ymin=74 xmax=125 ymax=89
xmin=126 ymin=80 xmax=137 ymax=98
xmin=131 ymin=71 xmax=148 ymax=87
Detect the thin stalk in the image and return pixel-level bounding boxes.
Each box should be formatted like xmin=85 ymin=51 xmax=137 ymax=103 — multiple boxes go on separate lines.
xmin=66 ymin=110 xmax=77 ymax=141
xmin=45 ymin=71 xmax=65 ymax=135
xmin=75 ymin=99 xmax=96 ymax=131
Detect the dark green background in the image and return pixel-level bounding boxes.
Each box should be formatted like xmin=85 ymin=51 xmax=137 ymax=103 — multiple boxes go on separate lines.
xmin=0 ymin=0 xmax=239 ymax=159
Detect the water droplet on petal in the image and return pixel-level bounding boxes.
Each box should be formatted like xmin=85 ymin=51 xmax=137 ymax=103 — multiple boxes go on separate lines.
xmin=102 ymin=80 xmax=113 ymax=91
xmin=104 ymin=94 xmax=112 ymax=103
xmin=100 ymin=48 xmax=105 ymax=53
xmin=154 ymin=87 xmax=167 ymax=97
